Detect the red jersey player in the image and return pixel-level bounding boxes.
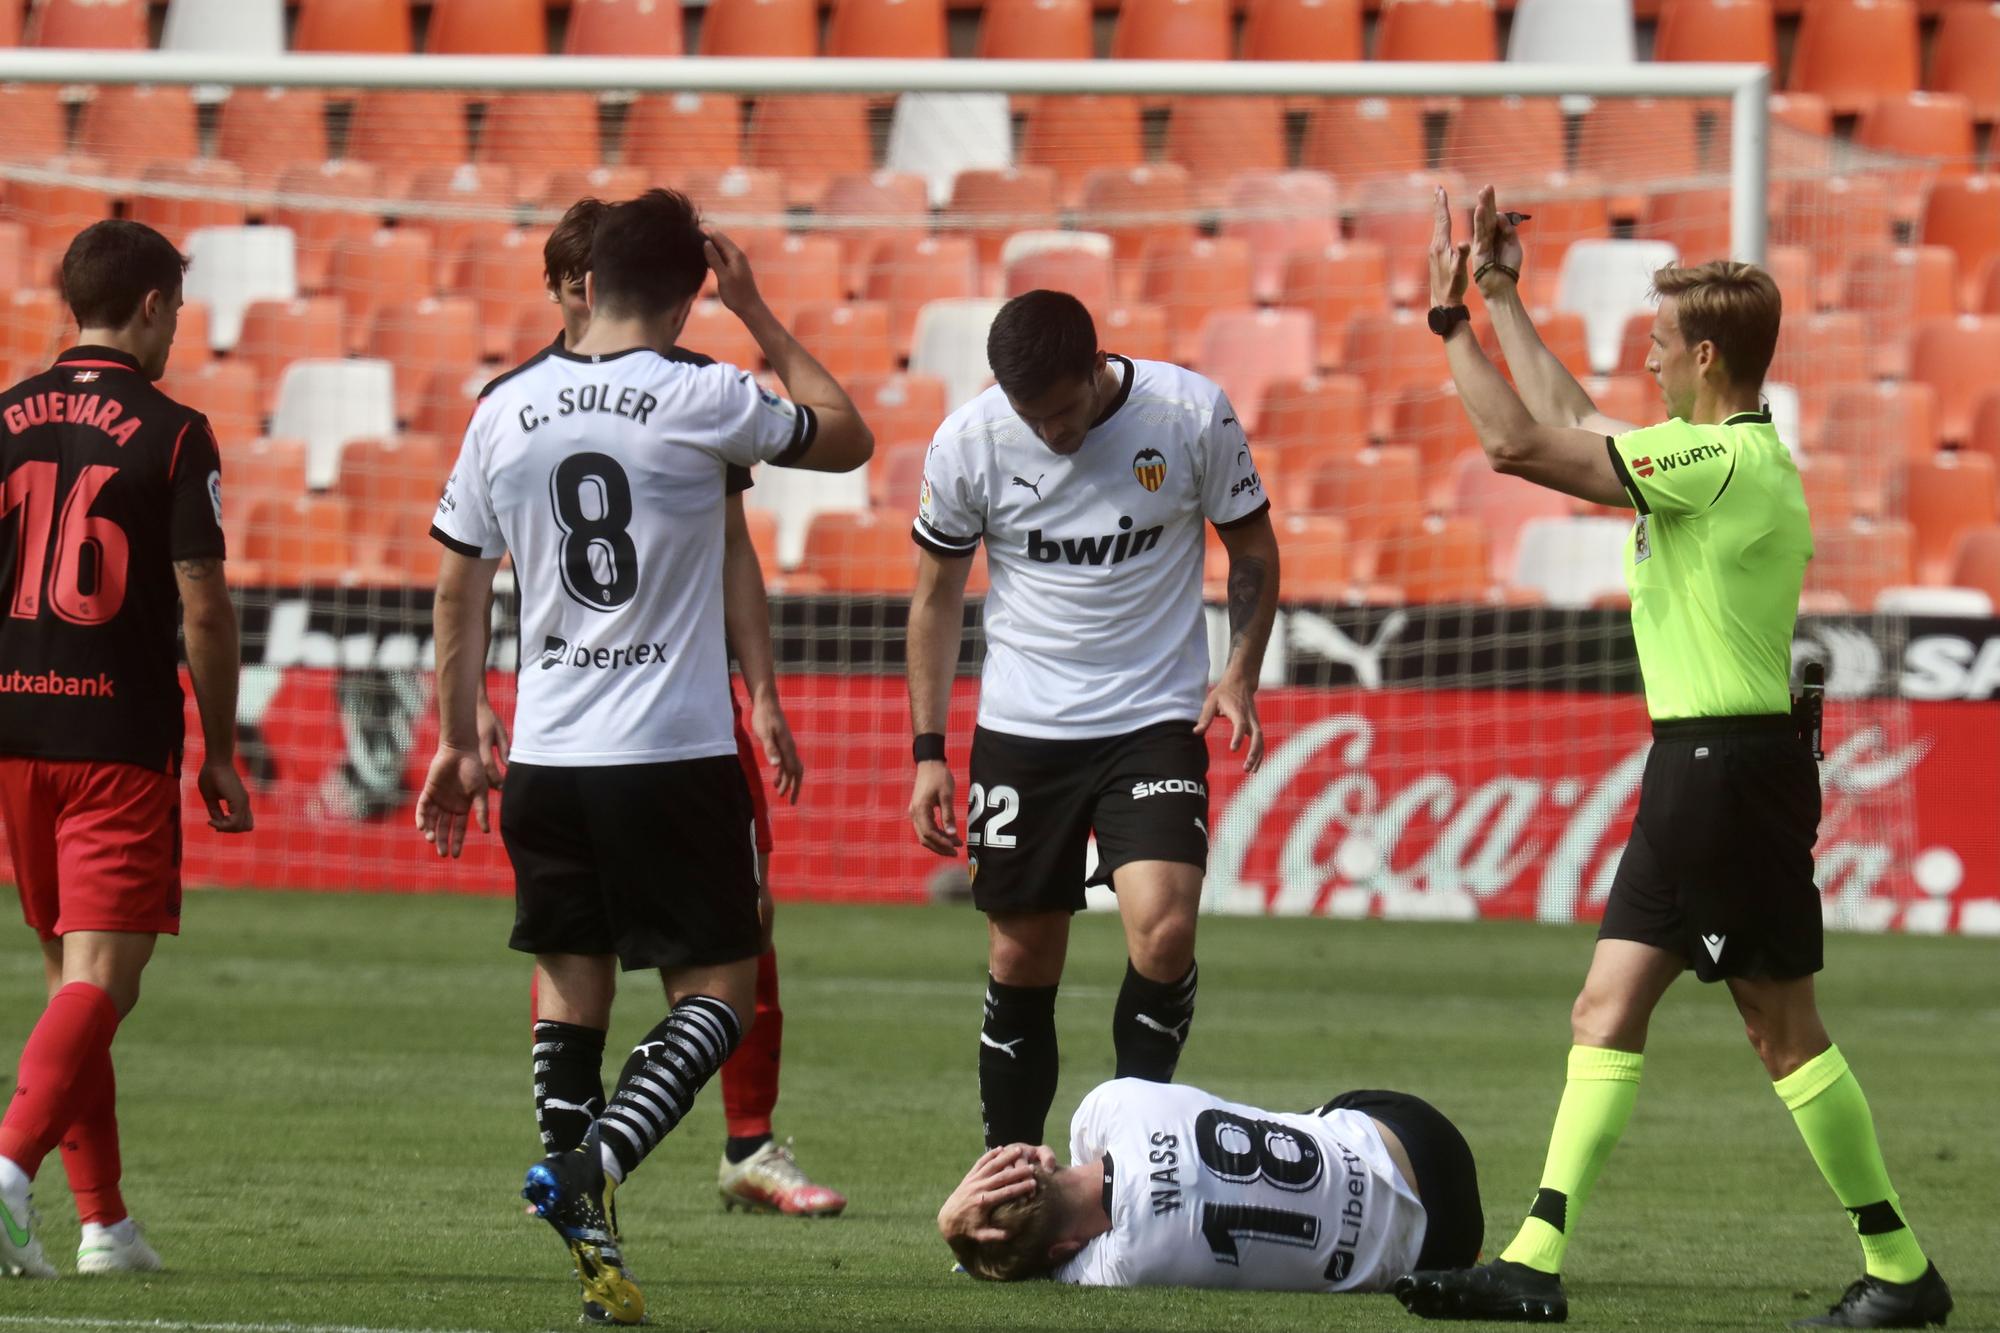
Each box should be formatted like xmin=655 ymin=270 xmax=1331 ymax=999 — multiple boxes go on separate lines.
xmin=0 ymin=220 xmax=253 ymax=1280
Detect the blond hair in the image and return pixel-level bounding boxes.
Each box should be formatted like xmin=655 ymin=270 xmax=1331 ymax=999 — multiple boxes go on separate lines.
xmin=947 ymin=1184 xmax=1068 ymax=1281
xmin=1650 ymin=260 xmax=1782 ymax=390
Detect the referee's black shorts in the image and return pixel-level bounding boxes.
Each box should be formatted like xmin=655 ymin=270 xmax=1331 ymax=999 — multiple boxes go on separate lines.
xmin=1600 ymin=714 xmax=1823 ymax=983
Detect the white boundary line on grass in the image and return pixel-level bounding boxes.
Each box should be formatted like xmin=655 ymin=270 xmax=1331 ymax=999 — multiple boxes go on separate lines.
xmin=0 ymin=1316 xmax=498 ymax=1333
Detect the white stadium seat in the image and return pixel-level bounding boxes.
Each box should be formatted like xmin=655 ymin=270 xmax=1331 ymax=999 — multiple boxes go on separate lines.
xmin=1763 ymin=381 xmax=1801 ymax=448
xmin=1874 ymin=586 xmax=1994 ymax=616
xmin=1507 ymin=0 xmax=1634 ymax=65
xmin=1556 ymin=239 xmax=1678 ymax=375
xmin=998 ymin=229 xmax=1113 ymax=268
xmin=886 ymin=93 xmax=1014 ymax=208
xmin=271 ymin=359 xmax=396 ymax=490
xmin=1511 ymin=516 xmax=1633 ymax=608
xmin=909 ymin=298 xmax=1007 ymax=412
xmin=162 ymin=0 xmax=285 ymax=54
xmin=184 ymin=226 xmax=298 ymax=352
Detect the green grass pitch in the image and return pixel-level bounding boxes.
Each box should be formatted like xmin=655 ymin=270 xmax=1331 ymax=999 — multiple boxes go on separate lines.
xmin=0 ymin=889 xmax=1993 ymax=1333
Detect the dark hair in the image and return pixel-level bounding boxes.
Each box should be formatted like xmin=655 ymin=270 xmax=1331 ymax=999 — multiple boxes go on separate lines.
xmin=987 ymin=290 xmax=1099 ymax=400
xmin=61 ymin=220 xmax=188 ymax=329
xmin=544 ymin=196 xmax=609 ymax=289
xmin=589 ymin=188 xmax=708 ymax=318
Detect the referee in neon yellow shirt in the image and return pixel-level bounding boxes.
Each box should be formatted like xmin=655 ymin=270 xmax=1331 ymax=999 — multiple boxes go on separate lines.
xmin=1392 ymin=187 xmax=1952 ymax=1329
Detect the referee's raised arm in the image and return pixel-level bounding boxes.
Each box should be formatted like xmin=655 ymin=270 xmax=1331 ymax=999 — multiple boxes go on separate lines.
xmin=705 ymin=229 xmax=874 ymax=473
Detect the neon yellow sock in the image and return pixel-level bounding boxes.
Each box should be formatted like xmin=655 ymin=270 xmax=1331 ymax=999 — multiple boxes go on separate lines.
xmin=1775 ymin=1045 xmax=1928 ymax=1284
xmin=1498 ymin=1045 xmax=1643 ymax=1275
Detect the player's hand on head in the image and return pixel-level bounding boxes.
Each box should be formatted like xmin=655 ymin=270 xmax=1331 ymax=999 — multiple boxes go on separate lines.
xmin=704 ymin=230 xmax=765 ymax=318
xmin=938 ymin=1144 xmax=1038 ymax=1243
xmin=1429 ymin=186 xmax=1471 ymax=308
xmin=1470 ymin=184 xmax=1525 ymax=295
xmin=415 ymin=745 xmax=490 ymax=859
xmin=475 ymin=694 xmax=510 ymax=786
xmin=198 ymin=757 xmax=254 ymax=833
xmin=1196 ymin=676 xmax=1266 ymax=773
xmin=751 ymin=692 xmax=804 ymax=804
xmin=909 ymin=760 xmax=962 ymax=855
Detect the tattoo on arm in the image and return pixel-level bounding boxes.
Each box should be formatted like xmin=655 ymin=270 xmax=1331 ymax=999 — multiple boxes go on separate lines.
xmin=1226 ymin=555 xmax=1267 ymax=654
xmin=174 ymin=557 xmax=221 ymax=582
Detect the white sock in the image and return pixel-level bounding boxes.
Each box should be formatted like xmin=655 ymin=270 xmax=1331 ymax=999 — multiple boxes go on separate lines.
xmin=0 ymin=1156 xmax=28 ymax=1197
xmin=599 ymin=1139 xmax=625 ymax=1185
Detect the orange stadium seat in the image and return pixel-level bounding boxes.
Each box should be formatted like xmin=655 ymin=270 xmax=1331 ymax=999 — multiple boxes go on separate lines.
xmin=1112 ymin=0 xmax=1231 ymax=60
xmin=1587 ymin=373 xmax=1662 ymax=427
xmin=1138 ymin=235 xmax=1253 ymax=363
xmin=1268 ymin=514 xmax=1351 ymax=603
xmin=1575 ymin=101 xmax=1702 ymax=219
xmin=1374 ymin=0 xmax=1497 ymax=62
xmin=461 ymin=229 xmax=551 ymax=361
xmin=947 ymin=167 xmax=1061 ymax=275
xmin=801 ymin=510 xmax=919 ymax=593
xmin=1020 ymin=97 xmax=1145 ymax=206
xmin=1 ymin=289 xmax=66 ymax=380
xmin=1777 ymin=175 xmax=1898 ymax=291
xmin=1100 ymin=304 xmax=1172 ymax=362
xmin=1919 ymin=177 xmax=2000 ymax=309
xmin=1257 ymin=375 xmax=1369 ymax=505
xmin=1768 ymin=92 xmax=1833 ymax=139
xmin=1378 ymin=517 xmax=1492 ymax=603
xmin=228 ymin=437 xmax=310 ymax=512
xmin=161 ymin=361 xmax=262 ymax=448
xmin=217 ymin=88 xmax=329 ymax=189
xmin=1929 ymin=2 xmax=2000 ymax=126
xmin=366 ymin=297 xmax=481 ymax=424
xmin=6 ymin=166 xmax=115 ymax=279
xmin=820 ymin=171 xmax=932 ymax=290
xmin=701 ymin=0 xmax=818 ymax=55
xmin=1079 ymin=165 xmax=1194 ymax=275
xmin=678 ymin=300 xmax=762 ymax=367
xmin=746 ymin=96 xmax=872 ymax=208
xmin=1195 ymin=308 xmax=1316 ymax=433
xmin=1300 ymin=98 xmax=1427 ymax=183
xmin=1163 ymin=99 xmax=1287 ymax=207
xmin=566 ymin=0 xmax=685 ymax=55
xmin=1384 ymin=384 xmax=1478 ymax=503
xmin=29 ymin=0 xmax=146 ymax=48
xmin=1440 ymin=98 xmax=1567 ymax=187
xmin=0 ymin=84 xmax=68 ymax=163
xmin=0 ymin=0 xmax=20 ymax=45
xmin=1449 ymin=452 xmax=1571 ymax=576
xmin=329 ymin=231 xmax=434 ymax=351
xmin=127 ymin=161 xmax=248 ymax=247
xmin=1905 ymin=451 xmax=2000 ymax=582
xmin=1950 ymin=527 xmax=2000 ymax=605
xmin=621 ymin=94 xmax=743 ymax=179
xmin=864 ymin=235 xmax=980 ymax=355
xmin=1004 ymin=244 xmax=1116 ymax=320
xmin=792 ymin=303 xmax=897 ymax=378
xmin=1655 ymin=0 xmax=1774 ymax=67
xmin=849 ymin=372 xmax=948 ymax=446
xmin=239 ymin=495 xmax=353 ymax=588
xmin=870 ymin=440 xmax=928 ymax=510
xmin=1241 ymin=0 xmax=1362 ymax=62
xmin=1349 ymin=176 xmax=1466 ymax=309
xmin=75 ymin=87 xmax=197 ymax=174
xmin=1841 ymin=247 xmax=1958 ymax=377
xmin=294 ymin=0 xmax=412 ymax=52
xmin=1963 ymin=391 xmax=2000 ymax=473
xmin=1222 ymin=171 xmax=1340 ymax=304
xmin=1770 ymin=310 xmax=1870 ymax=444
xmin=1300 ymin=447 xmax=1424 ymax=579
xmin=1474 ymin=306 xmax=1593 ymax=383
xmin=747 ymin=234 xmax=845 ymax=324
xmin=1639 ymin=188 xmax=1734 ymax=267
xmin=1806 ymin=518 xmax=1914 ymax=610
xmin=1787 ymin=0 xmax=1920 ymax=116
xmin=428 ymin=0 xmax=546 ymax=54
xmin=0 ymin=223 xmax=24 ymax=294
xmin=479 ymin=93 xmax=604 ymax=198
xmin=1804 ymin=452 xmax=1868 ymax=526
xmin=827 ymin=0 xmax=947 ymax=58
xmin=1856 ymin=92 xmax=1976 ymax=182
xmin=1498 ymin=178 xmax=1611 ymax=303
xmin=408 ymin=165 xmax=517 ymax=287
xmin=1281 ymin=241 xmax=1391 ymax=369
xmin=977 ymin=0 xmax=1091 ymax=57
xmin=1819 ymin=382 xmax=1939 ymax=476
xmin=347 ymin=92 xmax=471 ymax=191
xmin=236 ymin=298 xmax=345 ymax=412
xmin=1344 ymin=310 xmax=1447 ymax=432
xmin=1908 ymin=315 xmax=2000 ymax=444
xmin=679 ymin=167 xmax=788 ymax=256
xmin=334 ymin=436 xmax=451 ymax=581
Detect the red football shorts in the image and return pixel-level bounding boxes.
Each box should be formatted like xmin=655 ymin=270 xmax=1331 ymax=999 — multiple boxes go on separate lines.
xmin=0 ymin=757 xmax=182 ymax=941
xmin=733 ymin=719 xmax=773 ymax=856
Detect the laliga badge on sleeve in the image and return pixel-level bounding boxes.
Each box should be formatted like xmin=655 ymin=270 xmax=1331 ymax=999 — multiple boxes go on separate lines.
xmin=1633 ymin=514 xmax=1651 ymax=563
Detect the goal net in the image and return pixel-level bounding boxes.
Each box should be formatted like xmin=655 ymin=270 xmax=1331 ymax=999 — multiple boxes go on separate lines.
xmin=0 ymin=53 xmax=1980 ymax=933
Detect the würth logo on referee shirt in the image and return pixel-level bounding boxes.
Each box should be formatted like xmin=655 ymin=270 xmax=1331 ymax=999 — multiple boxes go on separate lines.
xmin=1639 ymin=444 xmax=1727 ymax=478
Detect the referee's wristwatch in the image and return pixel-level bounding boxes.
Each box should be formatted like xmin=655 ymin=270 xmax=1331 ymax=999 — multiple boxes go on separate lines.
xmin=1428 ymin=304 xmax=1472 ymax=339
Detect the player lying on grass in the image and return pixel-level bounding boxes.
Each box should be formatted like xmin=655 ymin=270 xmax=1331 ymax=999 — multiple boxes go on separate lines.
xmin=939 ymin=1077 xmax=1481 ymax=1292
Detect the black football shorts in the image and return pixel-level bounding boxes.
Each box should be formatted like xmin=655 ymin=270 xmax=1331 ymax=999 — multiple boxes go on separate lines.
xmin=1600 ymin=714 xmax=1823 ymax=983
xmin=964 ymin=719 xmax=1211 ymax=915
xmin=502 ymin=756 xmax=762 ymax=971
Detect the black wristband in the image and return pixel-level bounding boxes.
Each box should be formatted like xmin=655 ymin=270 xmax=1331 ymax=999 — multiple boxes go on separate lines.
xmin=1428 ymin=303 xmax=1472 ymax=338
xmin=912 ymin=732 xmax=946 ymax=763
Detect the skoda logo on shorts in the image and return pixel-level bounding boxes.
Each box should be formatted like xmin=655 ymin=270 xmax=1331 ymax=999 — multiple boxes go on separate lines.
xmin=1132 ymin=448 xmax=1168 ymax=493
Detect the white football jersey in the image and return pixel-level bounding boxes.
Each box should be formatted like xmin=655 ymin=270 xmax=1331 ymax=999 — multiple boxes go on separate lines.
xmin=1053 ymin=1080 xmax=1427 ymax=1293
xmin=431 ymin=343 xmax=816 ymax=766
xmin=912 ymin=356 xmax=1268 ymax=740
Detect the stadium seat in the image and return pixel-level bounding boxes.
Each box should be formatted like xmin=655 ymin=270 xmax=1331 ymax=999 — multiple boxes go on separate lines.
xmin=237 ymin=494 xmax=354 ymax=588
xmin=1904 ymin=450 xmax=2000 ymax=581
xmin=0 ymin=223 xmax=25 ymax=295
xmin=827 ymin=0 xmax=946 ymax=57
xmin=0 ymin=0 xmax=19 ymax=45
xmin=266 ymin=161 xmax=384 ymax=293
xmin=1100 ymin=304 xmax=1173 ymax=362
xmin=1079 ymin=165 xmax=1194 ymax=276
xmin=1373 ymin=0 xmax=1497 ymax=62
xmin=1840 ymin=247 xmax=1958 ymax=378
xmin=746 ymin=234 xmax=844 ymax=325
xmin=1871 ymin=583 xmax=1994 ymax=616
xmin=217 ymin=89 xmax=329 ymax=190
xmin=1948 ymin=527 xmax=2000 ymax=605
xmin=864 ymin=235 xmax=980 ymax=355
xmin=565 ymin=0 xmax=684 ymax=55
xmin=29 ymin=0 xmax=146 ymax=47
xmin=1908 ymin=315 xmax=2000 ymax=444
xmin=1020 ymin=97 xmax=1145 ymax=206
xmin=1194 ymin=308 xmax=1316 ymax=433
xmin=820 ymin=171 xmax=932 ymax=291
xmin=478 ymin=93 xmax=603 ymax=199
xmin=1511 ymin=516 xmax=1630 ymax=607
xmin=1347 ymin=174 xmax=1469 ymax=310
xmin=1556 ymin=239 xmax=1678 ymax=375
xmin=870 ymin=440 xmax=928 ymax=511
xmin=700 ymin=0 xmax=818 ymax=55
xmin=976 ymin=0 xmax=1091 ymax=58
xmin=1638 ymin=188 xmax=1735 ymax=271
xmin=1797 ymin=453 xmax=1860 ymax=528
xmin=621 ymin=94 xmax=743 ymax=178
xmin=1281 ymin=241 xmax=1391 ymax=370
xmin=1972 ymin=390 xmax=2000 ymax=472
xmin=366 ymin=296 xmax=480 ymax=424
xmin=428 ymin=0 xmax=545 ymax=53
xmin=1494 ymin=178 xmax=1612 ymax=303
xmin=1002 ymin=235 xmax=1117 ymax=319
xmin=1819 ymin=382 xmax=1939 ymax=479
xmin=850 ymin=372 xmax=949 ymax=447
xmin=225 ymin=437 xmax=309 ymax=513
xmin=75 ymin=87 xmax=198 ymax=173
xmin=1240 ymin=0 xmax=1362 ymax=61
xmin=184 ymin=226 xmax=297 ymax=352
xmin=1268 ymin=514 xmax=1351 ymax=603
xmin=163 ymin=360 xmax=261 ymax=446
xmin=269 ymin=359 xmax=396 ymax=491
xmin=678 ymin=300 xmax=762 ymax=368
xmin=294 ymin=0 xmax=411 ymax=51
xmin=0 ymin=84 xmax=67 ymax=163
xmin=1112 ymin=0 xmax=1231 ymax=60
xmin=1507 ymin=0 xmax=1632 ymax=63
xmin=887 ymin=94 xmax=1013 ymax=208
xmin=1299 ymin=99 xmax=1427 ymax=183
xmin=681 ymin=167 xmax=788 ymax=258
xmin=1776 ymin=175 xmax=1898 ymax=295
xmin=347 ymin=92 xmax=472 ymax=190
xmin=464 ymin=229 xmax=556 ymax=361
xmin=0 ymin=290 xmax=65 ymax=382
xmin=409 ymin=165 xmax=518 ymax=287
xmin=236 ymin=297 xmax=344 ymax=412
xmin=1378 ymin=517 xmax=1493 ymax=604
xmin=1919 ymin=177 xmax=2000 ymax=309
xmin=1787 ymin=0 xmax=1920 ymax=116
xmin=1654 ymin=0 xmax=1774 ymax=68
xmin=1770 ymin=311 xmax=1870 ymax=443
xmin=1163 ymin=99 xmax=1287 ymax=207
xmin=1857 ymin=92 xmax=1976 ymax=182
xmin=163 ymin=0 xmax=282 ymax=53
xmin=333 ymin=434 xmax=452 ymax=579
xmin=1806 ymin=518 xmax=1914 ymax=609
xmin=1439 ymin=97 xmax=1567 ymax=187
xmin=1299 ymin=447 xmax=1424 ymax=579
xmin=1138 ymin=236 xmax=1254 ymax=363
xmin=746 ymin=96 xmax=873 ymax=209
xmin=1221 ymin=171 xmax=1340 ymax=304
xmin=1768 ymin=93 xmax=1833 ymax=139
xmin=1343 ymin=310 xmax=1448 ymax=430
xmin=909 ymin=298 xmax=1007 ymax=411
xmin=1257 ymin=374 xmax=1369 ymax=507
xmin=1449 ymin=452 xmax=1571 ymax=576
xmin=1575 ymin=101 xmax=1702 ymax=208
xmin=948 ymin=168 xmax=1062 ymax=275
xmin=5 ymin=164 xmax=116 ymax=281
xmin=800 ymin=511 xmax=919 ymax=594
xmin=127 ymin=161 xmax=248 ymax=246
xmin=327 ymin=230 xmax=433 ymax=352
xmin=1585 ymin=373 xmax=1662 ymax=428
xmin=1384 ymin=384 xmax=1478 ymax=503
xmin=1929 ymin=2 xmax=2000 ymax=126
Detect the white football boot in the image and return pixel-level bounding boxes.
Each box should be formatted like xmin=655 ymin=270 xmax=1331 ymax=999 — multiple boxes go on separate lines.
xmin=0 ymin=1159 xmax=55 ymax=1279
xmin=76 ymin=1219 xmax=162 ymax=1275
